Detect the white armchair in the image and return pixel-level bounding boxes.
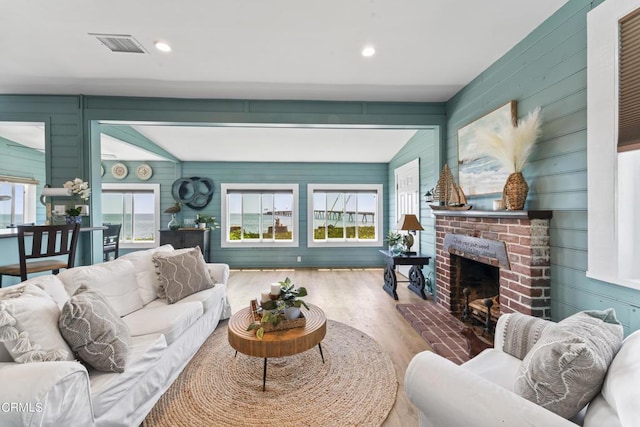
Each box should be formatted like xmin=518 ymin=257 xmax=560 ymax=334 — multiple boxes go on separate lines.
xmin=405 ymin=312 xmax=640 ymax=427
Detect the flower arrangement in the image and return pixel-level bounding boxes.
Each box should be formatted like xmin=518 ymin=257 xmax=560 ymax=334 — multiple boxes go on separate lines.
xmin=474 ymin=107 xmax=542 ymax=174
xmin=63 ymin=178 xmax=91 ymax=200
xmin=64 ymin=178 xmax=90 ymax=217
xmin=247 ymin=278 xmax=308 ymax=339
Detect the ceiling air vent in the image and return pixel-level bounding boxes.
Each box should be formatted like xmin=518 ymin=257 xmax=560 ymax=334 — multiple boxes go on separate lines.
xmin=90 ymin=33 xmax=148 ymax=54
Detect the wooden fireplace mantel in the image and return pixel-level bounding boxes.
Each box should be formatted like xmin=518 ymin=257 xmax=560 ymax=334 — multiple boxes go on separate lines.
xmin=431 ymin=209 xmax=552 ymax=220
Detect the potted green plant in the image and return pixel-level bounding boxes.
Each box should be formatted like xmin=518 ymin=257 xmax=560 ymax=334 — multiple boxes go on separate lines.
xmin=386 ymin=230 xmax=404 ymax=255
xmin=195 ymin=214 xmax=220 ymax=230
xmin=247 ymin=278 xmax=309 ymax=339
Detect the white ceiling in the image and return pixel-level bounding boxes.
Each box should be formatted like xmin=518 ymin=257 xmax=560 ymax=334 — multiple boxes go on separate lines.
xmin=0 ymin=0 xmax=569 ymax=161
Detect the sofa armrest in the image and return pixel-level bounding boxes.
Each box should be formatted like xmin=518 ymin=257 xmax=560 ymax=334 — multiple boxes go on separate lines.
xmin=404 ymin=351 xmax=576 ymax=427
xmin=207 ymin=263 xmax=230 ymax=285
xmin=0 ymin=361 xmax=94 ymax=426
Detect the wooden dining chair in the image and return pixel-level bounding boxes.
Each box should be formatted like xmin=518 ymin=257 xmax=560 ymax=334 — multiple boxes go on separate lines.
xmin=103 ymin=223 xmax=122 ymax=261
xmin=0 ymin=223 xmax=80 ymax=286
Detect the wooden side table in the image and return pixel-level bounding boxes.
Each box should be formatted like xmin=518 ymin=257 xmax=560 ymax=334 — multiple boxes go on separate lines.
xmin=228 ymin=304 xmax=327 ymax=391
xmin=379 ymin=250 xmax=431 ymax=300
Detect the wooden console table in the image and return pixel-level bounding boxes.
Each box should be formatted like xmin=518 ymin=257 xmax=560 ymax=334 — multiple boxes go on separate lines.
xmin=379 ymin=250 xmax=431 ymax=300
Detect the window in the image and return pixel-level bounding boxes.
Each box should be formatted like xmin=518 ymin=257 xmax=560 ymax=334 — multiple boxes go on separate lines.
xmin=0 ymin=177 xmax=37 ymax=228
xmin=221 ymin=183 xmax=298 ymax=248
xmin=587 ymin=1 xmax=640 ymax=290
xmin=102 ymin=183 xmax=160 ymax=248
xmin=307 ymin=184 xmax=383 ymax=247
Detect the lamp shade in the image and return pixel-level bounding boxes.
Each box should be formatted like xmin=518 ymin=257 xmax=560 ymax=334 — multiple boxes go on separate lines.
xmin=395 ymin=214 xmax=424 ymax=231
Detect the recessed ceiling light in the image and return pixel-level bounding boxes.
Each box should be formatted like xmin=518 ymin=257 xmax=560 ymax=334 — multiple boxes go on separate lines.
xmin=154 ymin=41 xmax=172 ymax=52
xmin=362 ymin=46 xmax=376 ymax=57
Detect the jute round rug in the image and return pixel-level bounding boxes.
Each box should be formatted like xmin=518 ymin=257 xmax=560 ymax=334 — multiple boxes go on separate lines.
xmin=143 ymin=319 xmax=397 ymax=427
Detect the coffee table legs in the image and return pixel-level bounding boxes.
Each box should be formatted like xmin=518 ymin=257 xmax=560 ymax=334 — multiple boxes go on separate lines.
xmin=261 ymin=343 xmax=325 ymax=391
xmin=263 ymin=358 xmax=267 ymax=391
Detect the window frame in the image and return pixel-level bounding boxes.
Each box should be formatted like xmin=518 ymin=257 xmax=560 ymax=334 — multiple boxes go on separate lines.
xmin=220 ymin=183 xmax=299 ymax=248
xmin=0 ymin=177 xmax=37 ymax=227
xmin=587 ymin=0 xmax=640 ymax=290
xmin=307 ymin=183 xmax=383 ymax=248
xmin=102 ymin=183 xmax=160 ymax=249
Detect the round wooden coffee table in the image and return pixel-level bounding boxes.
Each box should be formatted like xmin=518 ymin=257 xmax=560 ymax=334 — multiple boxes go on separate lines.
xmin=228 ymin=304 xmax=327 ymax=390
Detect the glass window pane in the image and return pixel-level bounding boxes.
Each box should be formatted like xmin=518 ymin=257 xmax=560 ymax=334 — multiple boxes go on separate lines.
xmin=313 ymin=192 xmax=327 ymax=240
xmin=326 ymin=192 xmax=344 ymax=239
xmin=228 ymin=193 xmax=242 ymax=240
xmin=273 ymin=193 xmax=292 ymax=241
xmin=261 ymin=193 xmax=274 ymax=239
xmin=357 ymin=192 xmax=376 ymax=240
xmin=242 ymin=193 xmax=260 ymax=239
xmin=132 ymin=193 xmax=155 ymax=241
xmin=0 ymin=183 xmax=11 ymax=227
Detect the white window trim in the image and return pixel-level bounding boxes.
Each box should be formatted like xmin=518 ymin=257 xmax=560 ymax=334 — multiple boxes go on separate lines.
xmin=220 ymin=183 xmax=299 ymax=248
xmin=0 ymin=179 xmax=37 ymax=226
xmin=102 ymin=183 xmax=160 ymax=249
xmin=587 ymin=0 xmax=640 ymax=290
xmin=307 ymin=183 xmax=383 ymax=248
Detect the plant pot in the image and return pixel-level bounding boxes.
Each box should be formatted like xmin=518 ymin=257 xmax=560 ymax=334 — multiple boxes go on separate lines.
xmin=65 ymin=216 xmax=82 ymax=225
xmin=502 ymin=172 xmax=529 ymax=211
xmin=198 ymin=222 xmax=207 ymax=229
xmin=284 ymin=306 xmax=301 ymax=320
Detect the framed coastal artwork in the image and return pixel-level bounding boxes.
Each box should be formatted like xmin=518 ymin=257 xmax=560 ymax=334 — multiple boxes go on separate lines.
xmin=457 ymin=101 xmax=517 ymax=196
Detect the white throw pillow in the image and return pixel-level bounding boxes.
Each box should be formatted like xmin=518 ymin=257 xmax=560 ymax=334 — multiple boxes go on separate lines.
xmin=152 ymin=246 xmax=214 ymax=303
xmin=119 ymin=244 xmax=174 ymax=304
xmin=21 ymin=275 xmax=70 ymax=309
xmin=58 ymin=258 xmax=144 ymax=317
xmin=0 ymin=284 xmax=74 ymax=363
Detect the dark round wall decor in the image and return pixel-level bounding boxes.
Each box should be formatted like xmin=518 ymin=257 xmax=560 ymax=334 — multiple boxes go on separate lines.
xmin=171 ymin=177 xmax=214 ymax=210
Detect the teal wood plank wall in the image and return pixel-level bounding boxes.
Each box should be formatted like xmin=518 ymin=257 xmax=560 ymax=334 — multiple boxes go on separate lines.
xmin=445 ymin=0 xmax=640 ymax=333
xmin=388 ymin=129 xmax=441 ymax=281
xmin=182 ymin=161 xmax=388 ymax=268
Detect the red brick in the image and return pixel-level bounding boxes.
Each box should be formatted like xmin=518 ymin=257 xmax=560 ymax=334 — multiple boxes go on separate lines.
xmin=499 ymin=233 xmax=521 ymax=244
xmin=489 ymin=224 xmax=509 ymax=233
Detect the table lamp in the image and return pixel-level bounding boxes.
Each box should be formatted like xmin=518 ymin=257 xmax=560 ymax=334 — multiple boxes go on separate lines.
xmin=395 ymin=214 xmax=424 ymax=255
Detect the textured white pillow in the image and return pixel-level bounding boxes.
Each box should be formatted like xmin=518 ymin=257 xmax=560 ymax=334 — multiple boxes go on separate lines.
xmin=58 ymin=258 xmax=144 ymax=317
xmin=0 ymin=284 xmax=74 ymax=363
xmin=119 ymin=244 xmax=174 ymax=304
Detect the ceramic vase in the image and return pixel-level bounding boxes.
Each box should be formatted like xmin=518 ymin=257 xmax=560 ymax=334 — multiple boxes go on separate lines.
xmin=284 ymin=306 xmax=301 ymax=320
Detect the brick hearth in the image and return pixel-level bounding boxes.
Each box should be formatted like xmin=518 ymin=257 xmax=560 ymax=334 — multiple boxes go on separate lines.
xmin=433 ymin=210 xmax=552 ymax=319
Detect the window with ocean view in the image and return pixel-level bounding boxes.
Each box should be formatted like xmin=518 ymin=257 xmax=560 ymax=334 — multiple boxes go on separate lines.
xmin=102 ymin=183 xmax=160 ymax=248
xmin=221 ymin=183 xmax=299 ymax=248
xmin=0 ymin=179 xmax=37 ymax=228
xmin=307 ymin=184 xmax=383 ymax=247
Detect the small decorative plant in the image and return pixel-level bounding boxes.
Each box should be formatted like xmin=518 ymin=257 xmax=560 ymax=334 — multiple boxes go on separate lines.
xmin=65 ymin=206 xmax=83 ymax=217
xmin=385 ymin=230 xmax=403 ymax=246
xmin=195 ymin=214 xmax=220 ymax=229
xmin=247 ymin=278 xmax=308 ymax=339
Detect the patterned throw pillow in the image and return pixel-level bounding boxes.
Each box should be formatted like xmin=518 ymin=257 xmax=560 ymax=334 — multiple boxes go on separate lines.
xmin=514 ymin=309 xmax=623 ymax=419
xmin=0 ymin=284 xmax=74 ymax=363
xmin=59 ymin=285 xmax=131 ymax=373
xmin=152 ymin=246 xmax=214 ymax=304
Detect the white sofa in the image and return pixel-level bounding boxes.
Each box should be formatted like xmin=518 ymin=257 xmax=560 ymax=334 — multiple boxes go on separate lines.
xmin=405 ymin=312 xmax=640 ymax=427
xmin=0 ymin=245 xmax=231 ymax=427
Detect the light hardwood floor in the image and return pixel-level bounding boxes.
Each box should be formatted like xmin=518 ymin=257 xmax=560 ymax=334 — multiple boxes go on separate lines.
xmin=226 ymin=268 xmax=432 ymax=427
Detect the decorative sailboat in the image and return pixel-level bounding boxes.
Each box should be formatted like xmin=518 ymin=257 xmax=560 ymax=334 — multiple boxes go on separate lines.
xmin=429 ymin=165 xmax=472 ymax=210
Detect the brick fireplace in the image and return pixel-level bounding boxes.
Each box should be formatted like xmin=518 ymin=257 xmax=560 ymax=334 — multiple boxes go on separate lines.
xmin=432 ymin=210 xmax=552 ymax=319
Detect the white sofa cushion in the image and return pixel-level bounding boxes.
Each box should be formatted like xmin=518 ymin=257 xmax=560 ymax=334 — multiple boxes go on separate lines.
xmin=461 ymin=348 xmax=521 ymax=391
xmin=59 ymin=286 xmax=132 ymax=373
xmin=584 ymin=330 xmax=640 ymax=426
xmin=58 ymin=258 xmax=144 ymax=317
xmin=90 ymin=333 xmax=167 ymax=419
xmin=122 ymin=301 xmax=203 ymax=344
xmin=0 ymin=284 xmax=74 ymax=363
xmin=20 ymin=275 xmax=70 ymax=309
xmin=119 ymin=244 xmax=174 ymax=305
